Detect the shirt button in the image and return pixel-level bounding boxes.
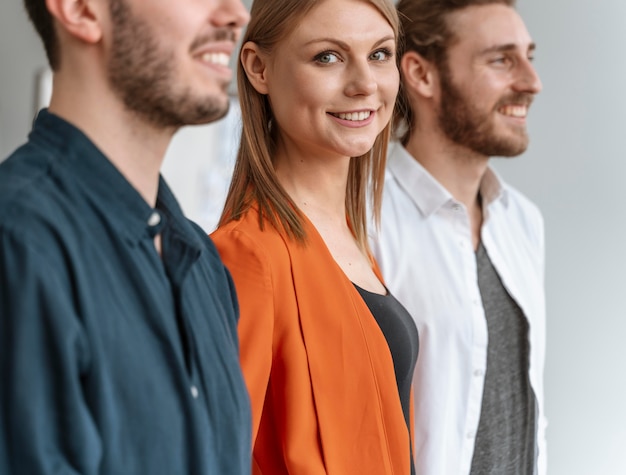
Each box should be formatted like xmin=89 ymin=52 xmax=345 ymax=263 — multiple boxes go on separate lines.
xmin=452 ymin=204 xmax=461 ymax=211
xmin=190 ymin=385 xmax=199 ymax=399
xmin=474 ymin=369 xmax=484 ymax=377
xmin=467 ymin=432 xmax=475 ymax=439
xmin=148 ymin=211 xmax=161 ymax=227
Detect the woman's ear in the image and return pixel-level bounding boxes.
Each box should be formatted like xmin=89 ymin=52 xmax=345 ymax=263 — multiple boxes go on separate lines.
xmin=400 ymin=51 xmax=437 ymax=99
xmin=45 ymin=0 xmax=103 ymax=44
xmin=240 ymin=41 xmax=270 ymax=95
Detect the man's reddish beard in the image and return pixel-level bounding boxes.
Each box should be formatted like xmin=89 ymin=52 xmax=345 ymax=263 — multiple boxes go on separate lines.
xmin=437 ymin=59 xmax=533 ymax=158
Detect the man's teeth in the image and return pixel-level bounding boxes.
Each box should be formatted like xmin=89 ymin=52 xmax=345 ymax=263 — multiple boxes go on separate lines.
xmin=500 ymin=105 xmax=527 ymax=118
xmin=335 ymin=111 xmax=371 ymax=121
xmin=201 ymin=52 xmax=230 ymax=66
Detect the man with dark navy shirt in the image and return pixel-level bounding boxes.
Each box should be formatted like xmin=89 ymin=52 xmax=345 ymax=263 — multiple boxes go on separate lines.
xmin=0 ymin=0 xmax=251 ymax=473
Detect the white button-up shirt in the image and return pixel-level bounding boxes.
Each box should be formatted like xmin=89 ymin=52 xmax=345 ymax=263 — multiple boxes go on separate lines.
xmin=370 ymin=143 xmax=547 ymax=475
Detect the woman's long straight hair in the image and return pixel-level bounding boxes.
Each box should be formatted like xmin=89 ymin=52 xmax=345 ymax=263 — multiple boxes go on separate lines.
xmin=219 ymin=0 xmax=400 ymax=253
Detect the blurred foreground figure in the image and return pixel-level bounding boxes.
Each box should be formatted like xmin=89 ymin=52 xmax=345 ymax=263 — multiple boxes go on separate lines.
xmin=0 ymin=0 xmax=252 ymax=473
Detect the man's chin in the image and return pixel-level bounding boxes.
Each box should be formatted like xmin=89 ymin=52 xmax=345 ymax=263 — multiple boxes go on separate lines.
xmin=466 ymin=131 xmax=530 ymax=157
xmin=195 ymin=104 xmax=230 ymax=125
xmin=489 ymin=139 xmax=529 ymax=157
xmin=173 ymin=94 xmax=231 ymax=127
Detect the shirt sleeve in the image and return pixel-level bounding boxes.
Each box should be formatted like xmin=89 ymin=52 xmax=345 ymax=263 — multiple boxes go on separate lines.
xmin=0 ymin=229 xmax=102 ymax=475
xmin=211 ymin=228 xmax=274 ymax=444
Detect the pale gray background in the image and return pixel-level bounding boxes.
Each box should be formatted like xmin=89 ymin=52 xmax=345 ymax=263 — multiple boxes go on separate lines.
xmin=1 ymin=1 xmax=625 ymax=474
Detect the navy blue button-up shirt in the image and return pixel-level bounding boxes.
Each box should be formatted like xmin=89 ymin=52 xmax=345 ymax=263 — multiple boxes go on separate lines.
xmin=0 ymin=110 xmax=251 ymax=474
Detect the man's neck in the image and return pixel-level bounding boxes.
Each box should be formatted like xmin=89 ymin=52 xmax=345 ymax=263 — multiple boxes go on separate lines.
xmin=404 ymin=130 xmax=490 ymax=249
xmin=48 ymin=77 xmax=174 ymax=208
xmin=404 ymin=130 xmax=490 ymax=211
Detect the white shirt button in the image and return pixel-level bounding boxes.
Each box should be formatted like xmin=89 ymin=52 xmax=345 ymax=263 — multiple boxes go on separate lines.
xmin=190 ymin=385 xmax=199 ymax=399
xmin=148 ymin=211 xmax=161 ymax=227
xmin=474 ymin=369 xmax=484 ymax=377
xmin=467 ymin=432 xmax=475 ymax=439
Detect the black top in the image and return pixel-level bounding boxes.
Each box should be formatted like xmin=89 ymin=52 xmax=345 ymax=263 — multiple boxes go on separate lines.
xmin=0 ymin=109 xmax=251 ymax=475
xmin=354 ymin=284 xmax=419 ymax=475
xmin=470 ymin=242 xmax=538 ymax=475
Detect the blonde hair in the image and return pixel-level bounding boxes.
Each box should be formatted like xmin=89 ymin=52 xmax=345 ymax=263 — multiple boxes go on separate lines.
xmin=219 ymin=0 xmax=399 ymax=252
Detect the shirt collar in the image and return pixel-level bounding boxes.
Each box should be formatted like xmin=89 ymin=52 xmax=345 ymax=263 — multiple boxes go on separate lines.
xmin=479 ymin=165 xmax=509 ymax=209
xmin=30 ymin=109 xmax=199 ymax=248
xmin=387 ymin=142 xmax=509 ymax=217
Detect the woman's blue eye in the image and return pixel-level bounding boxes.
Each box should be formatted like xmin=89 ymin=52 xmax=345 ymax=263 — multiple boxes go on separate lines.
xmin=316 ymin=52 xmax=339 ymax=64
xmin=370 ymin=49 xmax=393 ymax=61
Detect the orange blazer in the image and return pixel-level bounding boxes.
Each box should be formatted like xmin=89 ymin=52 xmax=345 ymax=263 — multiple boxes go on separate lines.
xmin=211 ymin=206 xmax=412 ymax=475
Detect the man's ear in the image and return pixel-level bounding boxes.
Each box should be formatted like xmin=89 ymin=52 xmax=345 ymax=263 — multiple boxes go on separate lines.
xmin=240 ymin=41 xmax=270 ymax=95
xmin=401 ymin=51 xmax=437 ymax=99
xmin=45 ymin=0 xmax=103 ymax=44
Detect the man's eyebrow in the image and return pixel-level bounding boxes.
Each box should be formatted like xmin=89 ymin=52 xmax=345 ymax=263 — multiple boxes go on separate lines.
xmin=478 ymin=42 xmax=536 ymax=55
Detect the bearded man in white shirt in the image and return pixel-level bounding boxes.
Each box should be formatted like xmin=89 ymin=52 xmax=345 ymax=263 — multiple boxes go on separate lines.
xmin=370 ymin=1 xmax=547 ymax=474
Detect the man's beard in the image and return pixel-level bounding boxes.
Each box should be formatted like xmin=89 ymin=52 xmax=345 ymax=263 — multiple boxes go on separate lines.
xmin=437 ymin=60 xmax=532 ymax=157
xmin=107 ymin=0 xmax=230 ymax=129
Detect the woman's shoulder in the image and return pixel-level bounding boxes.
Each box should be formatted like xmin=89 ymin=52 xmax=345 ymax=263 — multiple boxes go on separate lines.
xmin=211 ymin=207 xmax=291 ymax=258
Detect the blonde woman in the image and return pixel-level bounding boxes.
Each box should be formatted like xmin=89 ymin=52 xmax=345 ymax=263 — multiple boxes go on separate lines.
xmin=212 ymin=0 xmax=418 ymax=473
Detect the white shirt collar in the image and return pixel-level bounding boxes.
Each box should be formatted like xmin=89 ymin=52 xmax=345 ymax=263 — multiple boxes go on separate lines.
xmin=387 ymin=142 xmax=509 ymax=217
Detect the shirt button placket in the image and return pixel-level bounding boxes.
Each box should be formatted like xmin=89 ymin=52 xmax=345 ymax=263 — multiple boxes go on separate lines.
xmin=148 ymin=211 xmax=161 ymax=227
xmin=190 ymin=385 xmax=199 ymax=399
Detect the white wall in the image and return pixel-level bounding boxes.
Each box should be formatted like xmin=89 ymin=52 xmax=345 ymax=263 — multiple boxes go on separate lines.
xmin=1 ymin=1 xmax=624 ymax=474
xmin=0 ymin=2 xmax=47 ymax=158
